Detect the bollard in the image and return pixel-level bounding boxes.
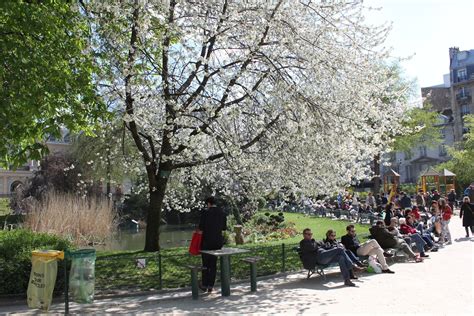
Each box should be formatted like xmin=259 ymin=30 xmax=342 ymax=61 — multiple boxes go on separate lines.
xmin=281 ymin=243 xmax=286 ymax=273
xmin=190 ymin=267 xmax=199 ymax=300
xmin=158 ymin=252 xmax=163 ymax=290
xmin=64 ymin=258 xmax=69 ymax=315
xmin=250 ymin=261 xmax=257 ymax=292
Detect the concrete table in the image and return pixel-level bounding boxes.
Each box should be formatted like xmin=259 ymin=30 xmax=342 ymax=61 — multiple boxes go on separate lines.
xmin=200 ymin=247 xmax=249 ymax=296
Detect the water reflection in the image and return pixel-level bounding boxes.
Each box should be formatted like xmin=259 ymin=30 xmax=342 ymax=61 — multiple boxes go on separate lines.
xmin=96 ymin=225 xmax=195 ymax=251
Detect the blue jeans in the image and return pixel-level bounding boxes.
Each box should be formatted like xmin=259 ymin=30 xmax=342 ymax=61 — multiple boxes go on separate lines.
xmin=316 ymin=247 xmax=352 ymax=280
xmin=421 ymin=234 xmax=434 ymax=248
xmin=345 ymin=249 xmax=360 ymax=264
xmin=408 ymin=233 xmax=427 ymax=254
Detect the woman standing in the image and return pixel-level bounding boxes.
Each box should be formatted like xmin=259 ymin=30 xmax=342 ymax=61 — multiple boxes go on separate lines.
xmin=438 ymin=198 xmax=452 ymax=245
xmin=460 ymin=197 xmax=474 ymax=237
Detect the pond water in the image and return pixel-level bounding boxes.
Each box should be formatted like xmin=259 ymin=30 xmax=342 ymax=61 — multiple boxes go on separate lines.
xmin=95 ymin=224 xmax=196 ymax=251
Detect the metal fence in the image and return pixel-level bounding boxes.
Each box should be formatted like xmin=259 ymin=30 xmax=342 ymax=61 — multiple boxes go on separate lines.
xmin=94 ymin=243 xmax=302 ymax=295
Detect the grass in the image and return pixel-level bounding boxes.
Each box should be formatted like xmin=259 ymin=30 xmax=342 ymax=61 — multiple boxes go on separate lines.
xmin=264 ymin=211 xmax=370 ymax=244
xmin=92 ymin=211 xmax=371 ymax=294
xmin=0 ymin=198 xmax=10 ymax=216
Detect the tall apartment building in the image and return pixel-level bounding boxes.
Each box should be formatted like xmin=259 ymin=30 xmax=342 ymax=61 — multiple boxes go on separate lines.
xmin=384 ymin=47 xmax=473 ymax=184
xmin=449 ymin=47 xmax=474 ymax=141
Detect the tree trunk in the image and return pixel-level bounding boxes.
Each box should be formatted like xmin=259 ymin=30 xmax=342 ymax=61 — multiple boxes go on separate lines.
xmin=373 ymin=154 xmax=381 ymax=193
xmin=228 ymin=196 xmax=243 ymax=225
xmin=144 ymin=174 xmax=169 ymax=252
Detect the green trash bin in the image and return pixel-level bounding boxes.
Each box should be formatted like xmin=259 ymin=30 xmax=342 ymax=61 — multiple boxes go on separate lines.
xmin=27 ymin=250 xmax=64 ymax=311
xmin=68 ymin=249 xmax=96 ymax=304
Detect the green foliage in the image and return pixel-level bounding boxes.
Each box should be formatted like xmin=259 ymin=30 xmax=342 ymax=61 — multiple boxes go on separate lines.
xmin=399 ymin=183 xmax=417 ymax=195
xmin=0 ymin=0 xmax=105 ymax=168
xmin=120 ymin=191 xmax=149 ymax=220
xmin=393 ymin=104 xmax=442 ymax=152
xmin=0 ymin=198 xmax=10 ymax=216
xmin=0 ymin=229 xmax=71 ymax=295
xmin=438 ymin=115 xmax=474 ymax=188
xmin=257 ymin=197 xmax=267 ymax=209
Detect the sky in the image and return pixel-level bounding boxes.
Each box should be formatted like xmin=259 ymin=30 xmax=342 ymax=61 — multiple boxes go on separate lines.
xmin=364 ymin=0 xmax=474 ymax=91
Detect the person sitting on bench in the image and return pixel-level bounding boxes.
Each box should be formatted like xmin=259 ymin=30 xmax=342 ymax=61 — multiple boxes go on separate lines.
xmin=341 ymin=224 xmax=394 ymax=273
xmin=370 ymin=221 xmax=423 ymax=263
xmin=299 ymin=228 xmax=361 ymax=286
xmin=323 ymin=229 xmax=366 ymax=267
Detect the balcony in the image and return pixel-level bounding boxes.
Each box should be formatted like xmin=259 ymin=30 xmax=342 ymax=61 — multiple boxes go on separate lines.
xmin=456 ymin=91 xmax=471 ymax=104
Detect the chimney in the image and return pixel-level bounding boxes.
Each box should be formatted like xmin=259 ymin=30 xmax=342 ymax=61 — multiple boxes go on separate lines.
xmin=449 ymin=47 xmax=459 ymax=65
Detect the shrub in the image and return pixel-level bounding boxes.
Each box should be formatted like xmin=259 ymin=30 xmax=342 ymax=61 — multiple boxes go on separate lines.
xmin=0 ymin=229 xmax=71 ymax=295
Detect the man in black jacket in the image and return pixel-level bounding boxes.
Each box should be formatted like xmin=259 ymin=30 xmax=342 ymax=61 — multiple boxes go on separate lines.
xmin=198 ymin=196 xmax=227 ymax=292
xmin=369 ymin=221 xmax=422 ymax=262
xmin=341 ymin=224 xmax=394 ymax=273
xmin=299 ymin=228 xmax=359 ymax=286
xmin=399 ymin=192 xmax=412 ymax=209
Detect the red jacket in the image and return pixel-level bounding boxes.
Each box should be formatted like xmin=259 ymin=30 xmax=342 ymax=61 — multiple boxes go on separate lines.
xmin=400 ymin=223 xmax=417 ymax=235
xmin=441 ymin=205 xmax=452 ymax=221
xmin=411 ymin=209 xmax=421 ymax=220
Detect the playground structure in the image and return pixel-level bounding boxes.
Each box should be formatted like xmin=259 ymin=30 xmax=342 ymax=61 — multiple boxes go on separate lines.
xmin=417 ymin=168 xmax=456 ymax=195
xmin=383 ymin=169 xmax=400 ymax=202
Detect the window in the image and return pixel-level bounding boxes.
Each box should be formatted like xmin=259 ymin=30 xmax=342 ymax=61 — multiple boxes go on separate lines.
xmin=461 ymin=104 xmax=470 ymax=116
xmin=457 ymin=68 xmax=467 ymax=81
xmin=439 ymin=145 xmax=447 ymax=157
xmin=419 ymin=146 xmax=427 ymax=157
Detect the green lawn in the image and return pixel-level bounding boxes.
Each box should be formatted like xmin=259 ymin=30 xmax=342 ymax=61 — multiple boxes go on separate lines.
xmin=255 ymin=211 xmax=371 ymax=246
xmin=0 ymin=198 xmax=10 ymax=216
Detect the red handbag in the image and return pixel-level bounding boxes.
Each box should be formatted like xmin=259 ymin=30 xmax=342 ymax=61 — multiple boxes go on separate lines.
xmin=189 ymin=231 xmax=202 ymax=255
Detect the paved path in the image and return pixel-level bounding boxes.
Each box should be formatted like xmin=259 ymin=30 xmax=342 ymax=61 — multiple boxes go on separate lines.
xmin=2 ymin=216 xmax=473 ymax=315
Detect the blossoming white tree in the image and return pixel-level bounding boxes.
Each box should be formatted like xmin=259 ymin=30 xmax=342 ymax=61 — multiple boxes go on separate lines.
xmin=82 ymin=0 xmax=408 ymax=251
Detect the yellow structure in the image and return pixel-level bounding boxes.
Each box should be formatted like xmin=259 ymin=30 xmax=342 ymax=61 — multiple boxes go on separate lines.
xmin=383 ymin=169 xmax=400 ymax=194
xmin=418 ymin=168 xmax=441 ymax=193
xmin=439 ymin=169 xmax=456 ymax=194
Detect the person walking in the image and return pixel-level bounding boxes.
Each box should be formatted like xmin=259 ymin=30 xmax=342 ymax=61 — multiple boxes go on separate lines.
xmin=447 ymin=189 xmax=457 ymax=211
xmin=198 ymin=196 xmax=227 ymax=293
xmin=460 ymin=196 xmax=474 ymax=237
xmin=438 ymin=198 xmax=453 ymax=245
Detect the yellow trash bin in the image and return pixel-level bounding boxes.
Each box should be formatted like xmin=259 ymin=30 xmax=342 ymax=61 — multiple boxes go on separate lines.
xmin=27 ymin=250 xmax=64 ymax=311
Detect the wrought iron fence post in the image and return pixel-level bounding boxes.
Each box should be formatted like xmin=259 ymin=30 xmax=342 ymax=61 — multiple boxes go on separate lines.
xmin=158 ymin=252 xmax=163 ymax=290
xmin=281 ymin=243 xmax=286 ymax=273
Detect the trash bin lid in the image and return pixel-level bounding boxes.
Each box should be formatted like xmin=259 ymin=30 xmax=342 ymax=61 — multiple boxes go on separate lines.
xmin=32 ymin=250 xmax=65 ymax=260
xmin=68 ymin=248 xmax=96 ymax=259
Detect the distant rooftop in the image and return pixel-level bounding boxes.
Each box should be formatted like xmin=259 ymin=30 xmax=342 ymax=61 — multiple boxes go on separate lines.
xmin=450 ymin=48 xmax=474 ymax=69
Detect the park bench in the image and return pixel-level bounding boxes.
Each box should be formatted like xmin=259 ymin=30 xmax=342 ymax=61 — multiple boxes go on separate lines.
xmin=240 ymin=256 xmax=264 ymax=292
xmin=185 ymin=264 xmax=206 ymax=300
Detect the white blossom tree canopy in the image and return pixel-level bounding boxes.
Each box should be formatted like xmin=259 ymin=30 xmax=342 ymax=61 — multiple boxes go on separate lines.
xmin=83 ymin=0 xmax=408 ymax=251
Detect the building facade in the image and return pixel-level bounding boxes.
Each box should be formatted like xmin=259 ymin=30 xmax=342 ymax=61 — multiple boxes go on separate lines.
xmin=384 ymin=47 xmax=473 ymax=184
xmin=0 ymin=133 xmax=69 ymax=197
xmin=449 ymin=47 xmax=474 ymax=141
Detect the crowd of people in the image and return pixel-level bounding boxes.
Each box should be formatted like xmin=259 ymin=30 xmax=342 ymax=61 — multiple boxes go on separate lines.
xmin=299 ymin=184 xmax=474 ymax=287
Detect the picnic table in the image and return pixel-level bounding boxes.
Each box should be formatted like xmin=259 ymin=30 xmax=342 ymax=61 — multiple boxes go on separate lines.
xmin=200 ymin=247 xmax=249 ymax=296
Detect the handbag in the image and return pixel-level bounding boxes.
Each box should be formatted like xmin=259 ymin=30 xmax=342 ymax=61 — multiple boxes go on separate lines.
xmin=189 ymin=231 xmax=203 ymax=255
